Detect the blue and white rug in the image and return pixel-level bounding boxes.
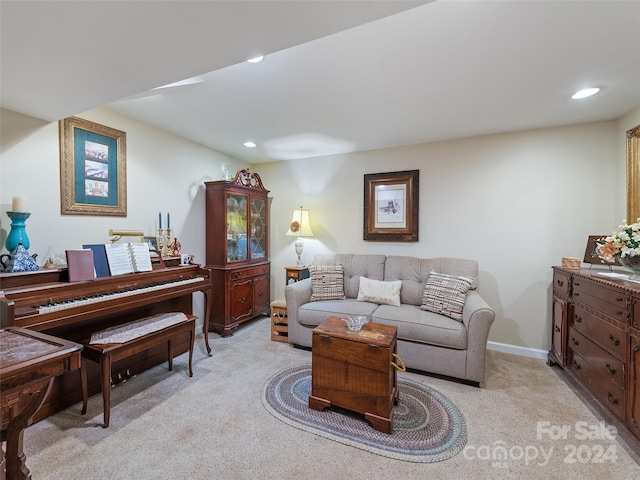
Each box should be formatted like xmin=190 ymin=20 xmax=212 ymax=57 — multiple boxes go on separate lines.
xmin=261 ymin=363 xmax=467 ymax=463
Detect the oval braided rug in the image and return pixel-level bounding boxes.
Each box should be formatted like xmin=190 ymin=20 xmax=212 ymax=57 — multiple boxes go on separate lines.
xmin=261 ymin=363 xmax=466 ymax=463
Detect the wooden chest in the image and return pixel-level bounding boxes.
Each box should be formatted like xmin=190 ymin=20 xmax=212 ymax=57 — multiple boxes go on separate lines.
xmin=309 ymin=316 xmax=399 ymax=433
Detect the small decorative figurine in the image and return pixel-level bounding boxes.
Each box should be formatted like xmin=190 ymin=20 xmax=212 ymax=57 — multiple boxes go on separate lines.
xmin=170 ymin=237 xmax=182 ymax=256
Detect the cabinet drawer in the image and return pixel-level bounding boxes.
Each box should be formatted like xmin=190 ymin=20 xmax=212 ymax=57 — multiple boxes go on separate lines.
xmin=573 ymin=305 xmax=626 ymax=360
xmin=229 ymin=264 xmax=270 ymax=281
xmin=569 ymin=350 xmax=625 ymax=421
xmin=573 ymin=278 xmax=627 ymax=320
xmin=312 ymin=334 xmax=393 ymax=373
xmin=553 ymin=271 xmax=571 ymax=296
xmin=569 ymin=327 xmax=624 ymax=390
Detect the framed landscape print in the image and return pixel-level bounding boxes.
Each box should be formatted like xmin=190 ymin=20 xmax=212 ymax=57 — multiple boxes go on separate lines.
xmin=59 ymin=116 xmax=127 ymax=216
xmin=364 ymin=170 xmax=419 ymax=242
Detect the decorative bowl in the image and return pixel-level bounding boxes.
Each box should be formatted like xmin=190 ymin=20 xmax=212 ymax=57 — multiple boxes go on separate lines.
xmin=343 ymin=315 xmax=369 ymax=332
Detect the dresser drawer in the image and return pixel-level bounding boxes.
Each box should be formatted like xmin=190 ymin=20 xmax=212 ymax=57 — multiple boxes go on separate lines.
xmin=553 ymin=271 xmax=571 ymax=296
xmin=229 ymin=264 xmax=270 ymax=281
xmin=569 ymin=327 xmax=624 ymax=390
xmin=569 ymin=350 xmax=625 ymax=421
xmin=572 ymin=305 xmax=625 ymax=360
xmin=573 ymin=277 xmax=628 ymax=320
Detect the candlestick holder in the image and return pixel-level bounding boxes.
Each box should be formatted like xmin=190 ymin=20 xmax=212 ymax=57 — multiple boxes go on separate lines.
xmin=157 ymin=229 xmax=165 ymax=257
xmin=165 ymin=229 xmax=172 ymax=257
xmin=5 ymin=211 xmax=31 ymax=252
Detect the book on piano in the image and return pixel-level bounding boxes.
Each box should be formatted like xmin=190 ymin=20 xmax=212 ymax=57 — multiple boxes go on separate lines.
xmin=66 ymin=249 xmax=96 ymax=281
xmin=104 ymin=242 xmax=153 ymax=276
xmin=82 ymin=244 xmax=111 ymax=278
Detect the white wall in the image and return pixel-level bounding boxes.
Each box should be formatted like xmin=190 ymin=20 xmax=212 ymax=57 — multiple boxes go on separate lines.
xmin=2 ymin=105 xmax=639 ymax=354
xmin=258 ymin=117 xmax=640 ymax=354
xmin=0 ymin=107 xmax=246 ymax=323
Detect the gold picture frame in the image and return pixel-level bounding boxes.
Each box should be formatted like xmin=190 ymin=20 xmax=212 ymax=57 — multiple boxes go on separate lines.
xmin=364 ymin=170 xmax=419 ymax=242
xmin=59 ymin=116 xmax=127 ymax=216
xmin=627 ymin=125 xmax=640 ymax=223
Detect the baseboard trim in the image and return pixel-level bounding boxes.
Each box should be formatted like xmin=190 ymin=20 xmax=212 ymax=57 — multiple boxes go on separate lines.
xmin=487 ymin=341 xmax=548 ymax=360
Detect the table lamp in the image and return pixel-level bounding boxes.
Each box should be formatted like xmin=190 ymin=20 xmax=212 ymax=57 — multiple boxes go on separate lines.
xmin=286 ymin=206 xmax=314 ymax=266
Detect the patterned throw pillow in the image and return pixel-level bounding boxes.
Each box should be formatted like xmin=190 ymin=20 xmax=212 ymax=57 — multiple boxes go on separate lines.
xmin=309 ymin=264 xmax=347 ymax=302
xmin=420 ymin=271 xmax=473 ymax=321
xmin=356 ymin=277 xmax=402 ymax=306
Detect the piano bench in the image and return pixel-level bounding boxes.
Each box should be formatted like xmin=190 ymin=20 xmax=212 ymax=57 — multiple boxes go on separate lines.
xmin=79 ymin=312 xmax=196 ymax=428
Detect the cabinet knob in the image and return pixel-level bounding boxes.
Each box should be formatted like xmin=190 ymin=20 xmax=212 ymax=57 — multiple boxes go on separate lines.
xmin=616 ymin=297 xmax=624 ymax=302
xmin=608 ymin=334 xmax=620 ymax=347
xmin=572 ymin=360 xmax=582 ymax=371
xmin=557 ymin=279 xmax=564 ymax=287
xmin=554 ymin=325 xmax=561 ymax=333
xmin=571 ymin=337 xmax=579 ymax=346
xmin=605 ymin=362 xmax=616 ymax=375
xmin=574 ymin=315 xmax=582 ymax=323
xmin=607 ymin=393 xmax=619 ymax=406
xmin=239 ymin=297 xmax=246 ymax=304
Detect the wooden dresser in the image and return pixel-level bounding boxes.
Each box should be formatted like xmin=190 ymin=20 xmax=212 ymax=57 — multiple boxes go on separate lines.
xmin=549 ymin=266 xmax=640 ymax=441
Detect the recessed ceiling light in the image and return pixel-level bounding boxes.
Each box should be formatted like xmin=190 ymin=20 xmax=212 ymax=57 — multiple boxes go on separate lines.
xmin=244 ymin=141 xmax=257 ymax=148
xmin=247 ymin=55 xmax=264 ymax=63
xmin=572 ymin=88 xmax=600 ymax=99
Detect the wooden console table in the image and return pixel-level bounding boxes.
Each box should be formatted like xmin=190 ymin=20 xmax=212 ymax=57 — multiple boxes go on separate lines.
xmin=0 ymin=327 xmax=82 ymax=480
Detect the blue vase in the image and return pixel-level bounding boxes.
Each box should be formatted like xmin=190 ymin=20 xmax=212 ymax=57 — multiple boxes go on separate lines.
xmin=5 ymin=211 xmax=31 ymax=251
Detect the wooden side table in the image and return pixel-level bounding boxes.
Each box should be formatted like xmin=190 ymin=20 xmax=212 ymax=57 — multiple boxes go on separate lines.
xmin=285 ymin=266 xmax=309 ymax=285
xmin=308 ymin=316 xmax=400 ymax=433
xmin=1 ymin=327 xmax=83 ymax=480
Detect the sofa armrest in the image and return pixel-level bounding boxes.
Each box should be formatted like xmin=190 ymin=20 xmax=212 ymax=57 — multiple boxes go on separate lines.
xmin=284 ymin=278 xmax=312 ymax=344
xmin=461 ymin=290 xmax=496 ymax=384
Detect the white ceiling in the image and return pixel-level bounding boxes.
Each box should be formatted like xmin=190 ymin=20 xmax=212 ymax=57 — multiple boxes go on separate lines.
xmin=2 ymin=1 xmax=639 ymax=164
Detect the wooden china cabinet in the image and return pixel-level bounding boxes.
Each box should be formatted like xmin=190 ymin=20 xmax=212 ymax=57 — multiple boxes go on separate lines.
xmin=205 ymin=169 xmax=270 ymax=336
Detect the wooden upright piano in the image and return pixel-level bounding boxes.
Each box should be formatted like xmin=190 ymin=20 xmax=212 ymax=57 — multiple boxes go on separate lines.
xmin=0 ymin=263 xmax=212 ymax=421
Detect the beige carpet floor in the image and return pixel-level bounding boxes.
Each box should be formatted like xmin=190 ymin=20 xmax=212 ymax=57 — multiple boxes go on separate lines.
xmin=23 ymin=317 xmax=640 ymax=479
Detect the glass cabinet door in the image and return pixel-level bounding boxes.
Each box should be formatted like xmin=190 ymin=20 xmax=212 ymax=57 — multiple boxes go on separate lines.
xmin=250 ymin=197 xmax=267 ymax=259
xmin=226 ymin=193 xmax=248 ymax=262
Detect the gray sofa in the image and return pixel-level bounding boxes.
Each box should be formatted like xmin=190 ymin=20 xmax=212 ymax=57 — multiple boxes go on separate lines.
xmin=284 ymin=254 xmax=495 ymax=386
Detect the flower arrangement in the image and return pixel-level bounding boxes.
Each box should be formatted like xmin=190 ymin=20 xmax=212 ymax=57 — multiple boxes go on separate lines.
xmin=596 ymin=219 xmax=640 ymax=263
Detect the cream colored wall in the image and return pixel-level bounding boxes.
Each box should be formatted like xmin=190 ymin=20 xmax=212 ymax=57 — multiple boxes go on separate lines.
xmin=258 ymin=120 xmax=631 ymax=354
xmin=2 ymin=105 xmax=639 ymax=354
xmin=0 ymin=107 xmax=245 ymax=323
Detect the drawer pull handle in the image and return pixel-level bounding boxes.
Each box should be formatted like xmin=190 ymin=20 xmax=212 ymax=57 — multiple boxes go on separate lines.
xmin=574 ymin=281 xmax=580 ymax=286
xmin=554 ymin=325 xmax=561 ymax=333
xmin=574 ymin=293 xmax=580 ymax=296
xmin=556 ymin=279 xmax=564 ymax=287
xmin=574 ymin=315 xmax=582 ymax=323
xmin=570 ymin=337 xmax=579 ymax=346
xmin=616 ymin=297 xmax=624 ymax=302
xmin=239 ymin=297 xmax=246 ymax=304
xmin=615 ymin=311 xmax=623 ymax=316
xmin=607 ymin=393 xmax=619 ymax=406
xmin=391 ymin=353 xmax=406 ymax=372
xmin=572 ymin=360 xmax=582 ymax=371
xmin=605 ymin=362 xmax=616 ymax=375
xmin=318 ymin=334 xmax=331 ymax=339
xmin=609 ymin=334 xmax=620 ymax=347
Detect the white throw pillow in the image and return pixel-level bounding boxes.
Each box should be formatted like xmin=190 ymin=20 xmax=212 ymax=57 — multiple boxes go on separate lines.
xmin=356 ymin=277 xmax=402 ymax=306
xmin=420 ymin=271 xmax=473 ymax=321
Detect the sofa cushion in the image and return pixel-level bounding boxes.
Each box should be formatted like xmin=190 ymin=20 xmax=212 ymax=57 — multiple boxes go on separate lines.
xmin=420 ymin=271 xmax=473 ymax=321
xmin=309 ymin=264 xmax=347 ymax=302
xmin=312 ymin=254 xmax=385 ymax=298
xmin=356 ymin=277 xmax=401 ymax=306
xmin=373 ymin=304 xmax=467 ymax=349
xmin=297 ymin=299 xmax=378 ymax=327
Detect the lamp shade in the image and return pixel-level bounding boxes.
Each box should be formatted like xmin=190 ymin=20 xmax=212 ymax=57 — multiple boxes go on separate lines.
xmin=286 ymin=207 xmax=314 ymax=237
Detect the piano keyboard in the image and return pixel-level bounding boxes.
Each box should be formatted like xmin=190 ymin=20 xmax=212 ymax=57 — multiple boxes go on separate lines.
xmin=37 ymin=277 xmax=205 ymax=314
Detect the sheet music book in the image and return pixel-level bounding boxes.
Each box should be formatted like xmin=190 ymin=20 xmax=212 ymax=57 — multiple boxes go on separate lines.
xmin=82 ymin=244 xmax=111 ymax=278
xmin=104 ymin=242 xmax=153 ymax=276
xmin=66 ymin=249 xmax=96 ymax=281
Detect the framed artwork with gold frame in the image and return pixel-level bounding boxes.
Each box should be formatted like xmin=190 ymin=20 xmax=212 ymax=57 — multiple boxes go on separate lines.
xmin=627 ymin=125 xmax=640 ymax=223
xmin=59 ymin=116 xmax=127 ymax=216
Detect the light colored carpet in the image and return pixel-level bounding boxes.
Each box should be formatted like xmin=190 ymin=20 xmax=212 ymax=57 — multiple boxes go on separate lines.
xmin=24 ymin=317 xmax=640 ymax=479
